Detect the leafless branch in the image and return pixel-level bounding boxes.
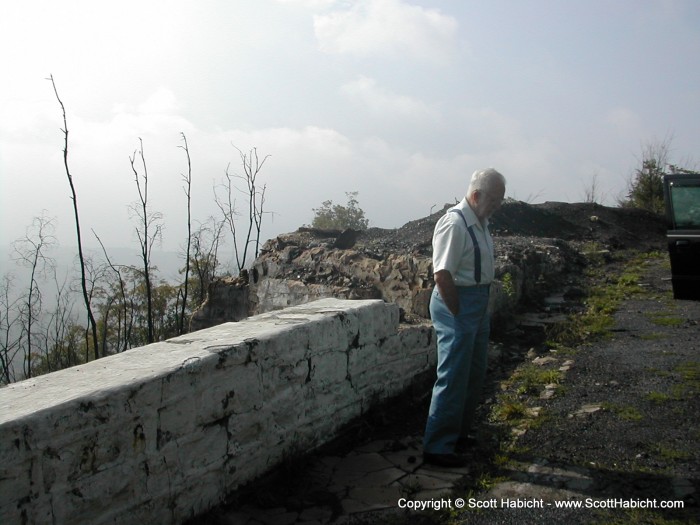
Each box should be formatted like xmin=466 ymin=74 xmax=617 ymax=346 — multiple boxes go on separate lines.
xmin=48 ymin=74 xmax=99 ymax=359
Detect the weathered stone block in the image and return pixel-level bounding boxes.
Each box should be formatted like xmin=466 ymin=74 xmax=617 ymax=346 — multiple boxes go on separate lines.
xmin=260 ymin=358 xmax=309 ymax=402
xmin=195 ymin=363 xmax=262 ymax=423
xmin=0 ymin=298 xmax=434 ymax=524
xmin=308 ymin=350 xmax=349 ymax=388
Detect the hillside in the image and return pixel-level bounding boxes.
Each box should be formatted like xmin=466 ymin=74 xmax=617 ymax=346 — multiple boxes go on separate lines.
xmin=192 ymin=200 xmax=669 ymax=331
xmin=358 ymin=199 xmax=666 ymax=255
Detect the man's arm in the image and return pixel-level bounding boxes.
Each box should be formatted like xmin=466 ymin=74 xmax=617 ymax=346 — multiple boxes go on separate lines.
xmin=434 ymin=269 xmax=459 ymax=315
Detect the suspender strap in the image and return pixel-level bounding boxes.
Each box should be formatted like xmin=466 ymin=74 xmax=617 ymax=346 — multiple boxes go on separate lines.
xmin=449 ymin=209 xmax=481 ymax=284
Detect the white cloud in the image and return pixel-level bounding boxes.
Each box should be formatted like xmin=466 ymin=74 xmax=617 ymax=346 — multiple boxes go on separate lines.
xmin=137 ymin=88 xmax=180 ymax=115
xmin=275 ymin=0 xmax=337 ymax=7
xmin=458 ymin=107 xmax=525 ymax=149
xmin=313 ymin=0 xmax=458 ymax=63
xmin=606 ymin=107 xmax=644 ymax=139
xmin=340 ymin=76 xmax=439 ymax=120
xmin=449 ymin=106 xmax=575 ymax=202
xmin=221 ymin=126 xmax=353 ymax=160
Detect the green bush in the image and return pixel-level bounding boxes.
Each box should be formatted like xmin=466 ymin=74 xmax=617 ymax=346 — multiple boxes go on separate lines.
xmin=311 ymin=191 xmax=369 ymax=230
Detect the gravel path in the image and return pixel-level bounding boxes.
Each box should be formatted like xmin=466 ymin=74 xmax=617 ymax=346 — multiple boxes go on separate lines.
xmin=452 ymin=254 xmax=700 ymax=524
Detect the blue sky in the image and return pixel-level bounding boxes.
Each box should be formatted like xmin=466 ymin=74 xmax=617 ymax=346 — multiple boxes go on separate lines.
xmin=1 ymin=0 xmax=699 ymax=257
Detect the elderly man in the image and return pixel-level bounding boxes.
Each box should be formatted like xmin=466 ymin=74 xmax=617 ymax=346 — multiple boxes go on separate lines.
xmin=423 ymin=168 xmax=506 ymax=467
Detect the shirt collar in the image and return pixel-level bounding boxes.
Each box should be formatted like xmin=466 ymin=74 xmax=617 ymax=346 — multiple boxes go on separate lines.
xmin=456 ymin=197 xmax=488 ymax=230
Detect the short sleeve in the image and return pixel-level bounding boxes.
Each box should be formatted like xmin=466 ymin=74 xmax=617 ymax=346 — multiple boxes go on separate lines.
xmin=432 ymin=214 xmax=467 ymax=276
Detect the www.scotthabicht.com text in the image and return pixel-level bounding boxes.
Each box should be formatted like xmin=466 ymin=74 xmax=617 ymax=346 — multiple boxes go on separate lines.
xmin=397 ymin=497 xmax=684 ymax=511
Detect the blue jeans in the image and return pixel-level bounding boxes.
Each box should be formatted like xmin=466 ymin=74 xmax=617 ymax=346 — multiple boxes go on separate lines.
xmin=423 ymin=285 xmax=490 ymax=455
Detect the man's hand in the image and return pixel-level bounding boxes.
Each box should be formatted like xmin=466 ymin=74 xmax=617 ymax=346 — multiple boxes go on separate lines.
xmin=434 ymin=270 xmax=459 ymax=315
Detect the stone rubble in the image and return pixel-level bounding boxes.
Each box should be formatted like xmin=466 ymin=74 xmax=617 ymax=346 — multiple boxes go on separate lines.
xmin=194 ymin=200 xmax=668 ymax=332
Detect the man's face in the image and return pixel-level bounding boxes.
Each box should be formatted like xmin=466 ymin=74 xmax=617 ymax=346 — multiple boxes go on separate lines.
xmin=473 ymin=183 xmax=505 ymax=220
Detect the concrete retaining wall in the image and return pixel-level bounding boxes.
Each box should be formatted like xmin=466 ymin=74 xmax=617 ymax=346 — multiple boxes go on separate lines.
xmin=0 ymin=298 xmax=435 ymax=525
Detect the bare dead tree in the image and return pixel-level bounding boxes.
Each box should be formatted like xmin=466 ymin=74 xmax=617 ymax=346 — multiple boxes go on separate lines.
xmin=12 ymin=213 xmax=56 ymax=378
xmin=39 ymin=271 xmax=77 ymax=374
xmin=240 ymin=147 xmax=269 ymax=264
xmin=129 ymin=138 xmax=163 ymax=344
xmin=48 ymin=75 xmax=100 ymax=360
xmin=582 ymin=170 xmax=602 ymax=204
xmin=214 ymin=146 xmax=270 ymax=274
xmin=189 ymin=217 xmax=224 ymax=308
xmin=94 ymin=231 xmax=134 ymax=353
xmin=0 ymin=274 xmax=22 ymax=384
xmin=79 ymin=253 xmax=109 ymax=360
xmin=177 ymin=133 xmax=192 ymax=335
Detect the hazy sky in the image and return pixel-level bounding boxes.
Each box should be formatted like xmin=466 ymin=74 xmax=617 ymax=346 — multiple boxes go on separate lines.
xmin=2 ymin=0 xmax=699 ymax=259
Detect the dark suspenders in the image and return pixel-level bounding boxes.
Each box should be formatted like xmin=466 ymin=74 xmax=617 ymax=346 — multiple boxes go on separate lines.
xmin=448 ymin=208 xmax=481 ymax=284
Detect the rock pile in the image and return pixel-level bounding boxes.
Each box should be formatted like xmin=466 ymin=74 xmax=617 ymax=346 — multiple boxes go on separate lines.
xmin=191 ymin=201 xmax=667 ymax=332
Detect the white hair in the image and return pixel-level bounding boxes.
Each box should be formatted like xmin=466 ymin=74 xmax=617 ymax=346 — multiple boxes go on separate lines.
xmin=467 ymin=168 xmax=506 ymax=194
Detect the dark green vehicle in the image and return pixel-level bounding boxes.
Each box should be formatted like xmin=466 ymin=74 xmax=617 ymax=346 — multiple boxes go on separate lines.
xmin=663 ymin=173 xmax=700 ymax=300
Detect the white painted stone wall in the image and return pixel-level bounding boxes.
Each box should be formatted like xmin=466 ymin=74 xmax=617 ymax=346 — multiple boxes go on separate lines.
xmin=0 ymin=298 xmax=435 ymax=525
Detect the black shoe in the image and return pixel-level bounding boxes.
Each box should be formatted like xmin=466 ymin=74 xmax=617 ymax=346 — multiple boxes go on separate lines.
xmin=422 ymin=452 xmax=467 ymax=468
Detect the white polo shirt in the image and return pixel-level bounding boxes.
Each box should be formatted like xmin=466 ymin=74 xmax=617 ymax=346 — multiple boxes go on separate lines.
xmin=432 ymin=198 xmax=495 ymax=286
